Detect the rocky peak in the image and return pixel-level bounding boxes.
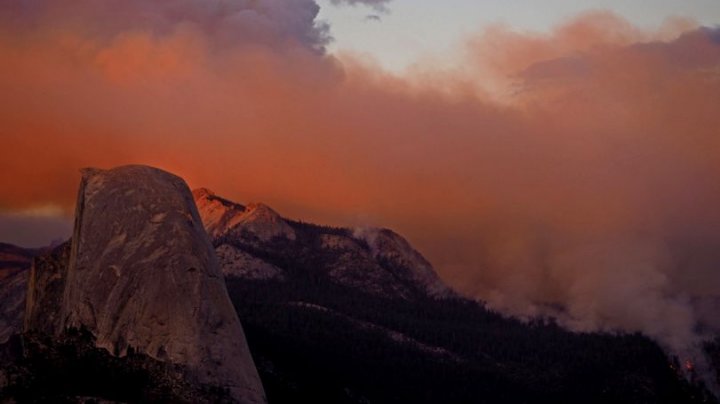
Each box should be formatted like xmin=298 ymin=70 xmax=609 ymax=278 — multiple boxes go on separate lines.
xmin=192 ymin=188 xmax=247 ymax=238
xmin=192 ymin=187 xmax=215 ymax=199
xmin=231 ymin=202 xmax=296 ymax=242
xmin=193 ymin=190 xmax=295 ymax=242
xmin=26 ymin=165 xmax=265 ymax=403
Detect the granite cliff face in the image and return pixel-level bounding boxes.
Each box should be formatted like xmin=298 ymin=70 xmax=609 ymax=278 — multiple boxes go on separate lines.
xmin=23 ymin=166 xmax=265 ymax=403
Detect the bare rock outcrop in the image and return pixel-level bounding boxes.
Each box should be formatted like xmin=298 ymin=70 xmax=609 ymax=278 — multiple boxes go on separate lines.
xmin=25 ymin=165 xmax=265 ymax=403
xmin=230 ymin=203 xmax=296 ymax=242
xmin=192 ymin=188 xmax=247 ymax=239
xmin=193 ymin=188 xmax=296 ymax=243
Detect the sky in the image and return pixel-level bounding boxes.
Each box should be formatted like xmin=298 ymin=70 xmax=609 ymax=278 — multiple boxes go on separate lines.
xmin=318 ymin=0 xmax=720 ymax=72
xmin=1 ymin=0 xmax=720 ymax=380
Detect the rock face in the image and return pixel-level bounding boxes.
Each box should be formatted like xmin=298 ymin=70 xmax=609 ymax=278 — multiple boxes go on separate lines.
xmin=0 ymin=269 xmax=27 ymax=344
xmin=193 ymin=189 xmax=451 ymax=300
xmin=192 ymin=188 xmax=247 ymax=239
xmin=25 ymin=166 xmax=265 ymax=403
xmin=0 ymin=243 xmax=35 ymax=343
xmin=24 ymin=242 xmax=70 ymax=335
xmin=193 ymin=188 xmax=296 ymax=243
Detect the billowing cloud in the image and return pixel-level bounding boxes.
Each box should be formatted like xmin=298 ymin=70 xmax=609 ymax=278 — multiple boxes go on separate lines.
xmin=1 ymin=2 xmax=720 ymax=386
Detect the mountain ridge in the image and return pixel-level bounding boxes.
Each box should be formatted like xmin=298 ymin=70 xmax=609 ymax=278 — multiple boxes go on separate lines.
xmin=193 ymin=188 xmax=453 ymax=300
xmin=190 ymin=189 xmax=716 ymax=403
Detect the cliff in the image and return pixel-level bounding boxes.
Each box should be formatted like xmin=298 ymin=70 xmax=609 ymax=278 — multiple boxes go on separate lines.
xmin=23 ymin=165 xmax=265 ymax=403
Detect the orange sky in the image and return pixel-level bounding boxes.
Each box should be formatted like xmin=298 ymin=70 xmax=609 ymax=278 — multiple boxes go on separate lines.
xmin=2 ymin=1 xmax=720 ymax=356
